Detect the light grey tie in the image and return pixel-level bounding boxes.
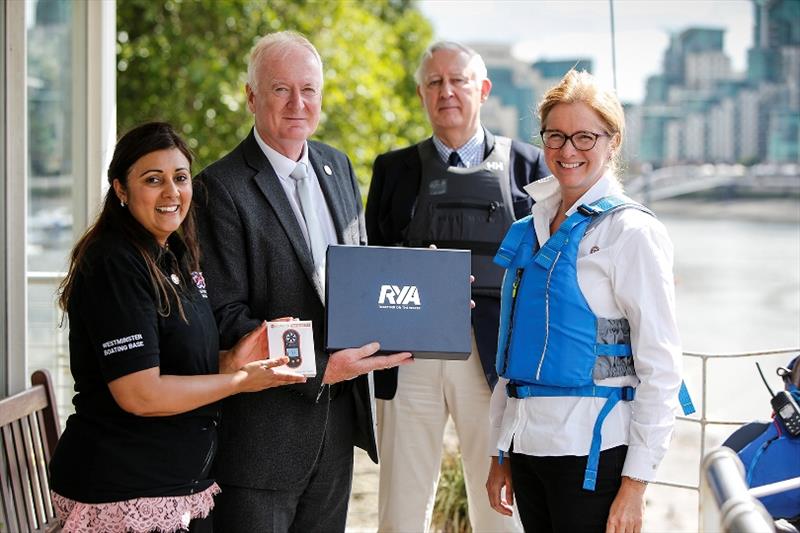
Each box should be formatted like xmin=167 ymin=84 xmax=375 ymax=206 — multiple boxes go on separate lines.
xmin=290 ymin=162 xmax=327 ymax=288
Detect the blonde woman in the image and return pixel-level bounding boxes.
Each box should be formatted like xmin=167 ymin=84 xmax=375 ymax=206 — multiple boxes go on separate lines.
xmin=486 ymin=71 xmax=692 ymax=533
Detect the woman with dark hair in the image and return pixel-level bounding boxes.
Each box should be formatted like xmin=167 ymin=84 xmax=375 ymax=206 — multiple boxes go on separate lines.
xmin=49 ymin=122 xmax=306 ymax=533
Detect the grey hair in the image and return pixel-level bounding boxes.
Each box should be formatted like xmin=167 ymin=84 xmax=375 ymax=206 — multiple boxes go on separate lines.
xmin=413 ymin=41 xmax=488 ymax=85
xmin=247 ymin=31 xmax=323 ymax=91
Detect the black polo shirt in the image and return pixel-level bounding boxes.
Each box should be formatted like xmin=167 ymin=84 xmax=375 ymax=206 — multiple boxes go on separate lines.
xmin=49 ymin=231 xmax=221 ymax=503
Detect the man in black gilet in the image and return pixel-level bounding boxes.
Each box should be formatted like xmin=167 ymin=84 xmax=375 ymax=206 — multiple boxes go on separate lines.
xmin=366 ymin=41 xmax=549 ymax=532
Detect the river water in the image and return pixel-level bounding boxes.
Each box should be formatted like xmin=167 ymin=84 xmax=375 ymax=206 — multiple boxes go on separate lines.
xmin=642 ymin=198 xmax=800 ymax=531
xmin=659 ymin=201 xmax=800 ymax=420
xmin=664 ymin=211 xmax=800 ymax=354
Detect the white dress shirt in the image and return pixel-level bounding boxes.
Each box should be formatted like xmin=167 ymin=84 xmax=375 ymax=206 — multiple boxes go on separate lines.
xmin=253 ymin=129 xmax=337 ymax=249
xmin=432 ymin=125 xmax=485 ymax=168
xmin=489 ymin=174 xmax=683 ymax=482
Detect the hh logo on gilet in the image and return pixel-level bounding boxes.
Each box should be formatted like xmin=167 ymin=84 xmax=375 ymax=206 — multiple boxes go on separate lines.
xmin=378 ymin=285 xmax=422 ymax=310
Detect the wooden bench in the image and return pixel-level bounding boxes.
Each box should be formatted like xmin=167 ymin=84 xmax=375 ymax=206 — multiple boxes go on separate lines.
xmin=0 ymin=370 xmax=61 ymax=533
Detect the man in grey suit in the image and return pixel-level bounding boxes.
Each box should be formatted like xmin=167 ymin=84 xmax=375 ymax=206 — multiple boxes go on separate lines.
xmin=195 ymin=31 xmax=412 ymax=532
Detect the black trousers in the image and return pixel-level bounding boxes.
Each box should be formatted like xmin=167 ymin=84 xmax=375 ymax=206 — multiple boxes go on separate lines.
xmin=510 ymin=445 xmax=627 ymax=533
xmin=212 ymin=393 xmax=355 ymax=533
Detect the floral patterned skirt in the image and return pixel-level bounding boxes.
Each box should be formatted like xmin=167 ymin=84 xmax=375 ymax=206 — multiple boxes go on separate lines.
xmin=52 ymin=483 xmax=220 ymax=533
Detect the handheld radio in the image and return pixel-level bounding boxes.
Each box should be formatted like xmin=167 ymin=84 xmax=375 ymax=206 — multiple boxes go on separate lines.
xmin=756 ymin=362 xmax=800 ymax=437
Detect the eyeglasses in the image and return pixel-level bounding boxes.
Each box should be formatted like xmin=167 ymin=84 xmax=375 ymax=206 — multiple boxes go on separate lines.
xmin=540 ymin=130 xmax=609 ymax=151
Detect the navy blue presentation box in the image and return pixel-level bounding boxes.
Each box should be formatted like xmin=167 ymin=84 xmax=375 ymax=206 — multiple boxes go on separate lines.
xmin=325 ymin=245 xmax=472 ymax=359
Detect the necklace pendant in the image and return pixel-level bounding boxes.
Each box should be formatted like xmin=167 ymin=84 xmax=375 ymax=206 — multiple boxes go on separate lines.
xmin=170 ymin=273 xmax=180 ymax=285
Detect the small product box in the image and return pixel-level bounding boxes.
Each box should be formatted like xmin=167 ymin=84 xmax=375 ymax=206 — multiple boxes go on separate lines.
xmin=266 ymin=320 xmax=317 ymax=377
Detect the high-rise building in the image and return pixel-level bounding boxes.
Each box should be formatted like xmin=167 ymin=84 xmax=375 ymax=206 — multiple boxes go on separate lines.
xmin=749 ymin=0 xmax=800 ymax=82
xmin=531 ymin=58 xmax=593 ymax=81
xmin=469 ymin=44 xmax=593 ymax=143
xmin=635 ymin=0 xmax=799 ymax=166
xmin=475 ymin=1 xmax=798 ymax=167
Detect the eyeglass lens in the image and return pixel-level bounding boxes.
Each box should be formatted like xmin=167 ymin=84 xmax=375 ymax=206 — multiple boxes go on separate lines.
xmin=541 ymin=131 xmax=600 ymax=151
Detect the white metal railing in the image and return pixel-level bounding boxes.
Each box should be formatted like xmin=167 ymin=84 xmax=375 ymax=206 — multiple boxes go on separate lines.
xmin=27 ymin=271 xmax=73 ymax=427
xmin=652 ymin=348 xmax=800 ymax=532
xmin=17 ymin=273 xmax=800 ymax=528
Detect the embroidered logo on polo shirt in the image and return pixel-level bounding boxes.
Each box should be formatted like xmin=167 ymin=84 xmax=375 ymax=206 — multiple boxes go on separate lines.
xmin=102 ymin=334 xmax=144 ymax=356
xmin=191 ymin=271 xmax=208 ymax=298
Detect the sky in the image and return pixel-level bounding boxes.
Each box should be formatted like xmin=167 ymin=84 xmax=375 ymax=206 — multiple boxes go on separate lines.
xmin=417 ymin=0 xmax=754 ymax=104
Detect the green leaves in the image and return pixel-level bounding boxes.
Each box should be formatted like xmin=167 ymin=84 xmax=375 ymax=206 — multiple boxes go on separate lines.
xmin=117 ymin=0 xmax=433 ymax=185
xmin=432 ymin=449 xmax=472 ymax=533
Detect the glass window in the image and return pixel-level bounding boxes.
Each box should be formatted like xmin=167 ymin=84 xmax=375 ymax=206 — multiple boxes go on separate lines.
xmin=26 ymin=0 xmax=76 ymax=417
xmin=1 ymin=0 xmax=6 ymax=394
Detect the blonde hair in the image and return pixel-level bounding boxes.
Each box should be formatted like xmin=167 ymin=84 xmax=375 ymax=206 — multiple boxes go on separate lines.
xmin=538 ymin=70 xmax=625 ymax=174
xmin=247 ymin=31 xmax=323 ymax=91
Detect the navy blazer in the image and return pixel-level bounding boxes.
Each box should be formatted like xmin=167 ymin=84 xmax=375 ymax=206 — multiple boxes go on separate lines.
xmin=366 ymin=130 xmax=549 ymax=399
xmin=195 ymin=130 xmax=376 ymax=491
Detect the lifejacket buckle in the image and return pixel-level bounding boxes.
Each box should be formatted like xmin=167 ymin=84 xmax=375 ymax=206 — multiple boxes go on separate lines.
xmin=577 ymin=203 xmax=603 ymax=217
xmin=506 ymin=382 xmax=520 ymax=398
xmin=621 ymin=386 xmax=635 ymax=401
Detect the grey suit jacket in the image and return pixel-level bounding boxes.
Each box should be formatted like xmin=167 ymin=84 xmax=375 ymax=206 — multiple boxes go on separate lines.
xmin=195 ymin=129 xmax=375 ymax=490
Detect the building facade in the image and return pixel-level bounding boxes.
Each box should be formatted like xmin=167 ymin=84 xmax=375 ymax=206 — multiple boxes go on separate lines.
xmin=470 ymin=43 xmax=592 ymax=145
xmin=636 ymin=0 xmax=799 ymax=167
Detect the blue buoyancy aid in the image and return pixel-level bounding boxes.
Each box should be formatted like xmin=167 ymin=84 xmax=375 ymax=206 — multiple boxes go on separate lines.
xmin=737 ymin=399 xmax=800 ymax=521
xmin=493 ymin=195 xmax=695 ymax=491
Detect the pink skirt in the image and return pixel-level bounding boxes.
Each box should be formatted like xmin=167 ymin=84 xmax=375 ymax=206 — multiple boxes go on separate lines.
xmin=52 ymin=483 xmax=220 ymax=533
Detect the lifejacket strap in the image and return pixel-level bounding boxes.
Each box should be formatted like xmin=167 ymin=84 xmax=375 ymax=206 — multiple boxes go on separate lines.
xmin=583 ymin=387 xmax=634 ymax=491
xmin=534 ymin=195 xmax=628 ymax=270
xmin=494 ymin=215 xmax=532 ymax=268
xmin=506 ymin=383 xmax=633 ymax=399
xmin=534 ymin=212 xmax=588 ymax=270
xmin=595 ymin=344 xmax=634 ymax=356
xmin=679 ymin=381 xmax=696 ymax=415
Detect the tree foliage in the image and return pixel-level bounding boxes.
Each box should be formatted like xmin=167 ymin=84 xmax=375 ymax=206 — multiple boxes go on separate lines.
xmin=117 ymin=0 xmax=433 ymax=187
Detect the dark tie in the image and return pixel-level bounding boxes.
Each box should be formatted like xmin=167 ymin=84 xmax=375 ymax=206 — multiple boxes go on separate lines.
xmin=448 ymin=151 xmax=463 ymax=167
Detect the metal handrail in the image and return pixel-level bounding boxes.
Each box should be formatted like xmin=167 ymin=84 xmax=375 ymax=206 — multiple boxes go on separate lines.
xmin=750 ymin=477 xmax=800 ymax=500
xmin=702 ymin=447 xmax=775 ymax=532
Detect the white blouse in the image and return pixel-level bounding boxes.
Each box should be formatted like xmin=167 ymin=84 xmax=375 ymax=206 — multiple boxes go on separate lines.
xmin=489 ymin=174 xmax=684 ymax=482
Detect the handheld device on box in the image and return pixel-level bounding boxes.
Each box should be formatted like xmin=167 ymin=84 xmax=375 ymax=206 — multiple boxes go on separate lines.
xmin=267 ymin=320 xmax=316 ymax=377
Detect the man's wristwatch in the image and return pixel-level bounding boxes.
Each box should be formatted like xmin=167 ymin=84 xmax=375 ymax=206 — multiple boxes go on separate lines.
xmin=625 ymin=476 xmax=649 ymax=485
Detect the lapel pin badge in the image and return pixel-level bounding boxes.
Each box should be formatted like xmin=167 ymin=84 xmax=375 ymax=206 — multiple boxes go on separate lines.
xmin=323 ymin=165 xmax=333 ymax=176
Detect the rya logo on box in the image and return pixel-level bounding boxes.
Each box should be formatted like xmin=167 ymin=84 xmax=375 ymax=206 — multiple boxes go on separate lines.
xmin=378 ymin=285 xmax=421 ymax=309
